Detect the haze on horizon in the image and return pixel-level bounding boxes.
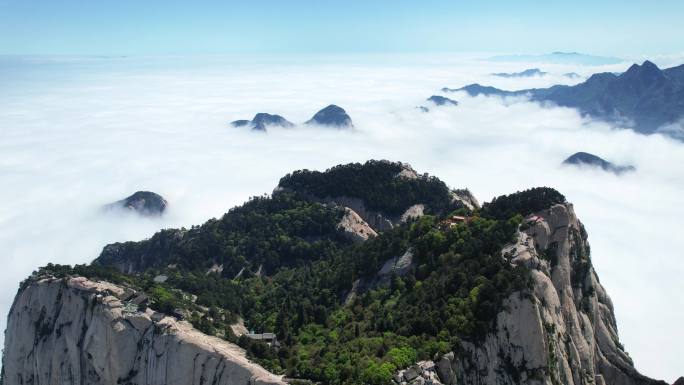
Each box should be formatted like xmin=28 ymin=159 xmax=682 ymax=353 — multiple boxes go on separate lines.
xmin=1 ymin=0 xmax=684 ymax=56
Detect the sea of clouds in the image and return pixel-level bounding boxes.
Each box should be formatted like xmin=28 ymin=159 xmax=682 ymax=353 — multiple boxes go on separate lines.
xmin=0 ymin=53 xmax=682 ymax=381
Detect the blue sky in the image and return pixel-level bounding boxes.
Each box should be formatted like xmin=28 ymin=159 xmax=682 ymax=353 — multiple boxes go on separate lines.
xmin=1 ymin=0 xmax=683 ymax=55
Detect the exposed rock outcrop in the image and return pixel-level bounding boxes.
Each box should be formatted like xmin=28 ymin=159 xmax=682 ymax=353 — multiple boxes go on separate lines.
xmin=337 ymin=207 xmax=378 ymax=243
xmin=276 ymin=163 xmax=431 ymax=233
xmin=104 ymin=191 xmax=168 ymax=216
xmin=308 ymin=195 xmax=423 ymax=232
xmin=396 ymin=361 xmax=443 ymax=385
xmin=397 ymin=203 xmax=667 ymax=385
xmin=2 ymin=276 xmax=285 ymax=385
xmin=451 ymin=189 xmax=480 ymax=211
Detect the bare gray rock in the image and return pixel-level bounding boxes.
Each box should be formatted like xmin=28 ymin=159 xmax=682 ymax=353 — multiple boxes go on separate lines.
xmin=2 ymin=277 xmax=285 ymax=385
xmin=337 ymin=207 xmax=378 ymax=243
xmin=434 ymin=203 xmax=667 ymax=385
xmin=451 ymin=189 xmax=480 ymax=210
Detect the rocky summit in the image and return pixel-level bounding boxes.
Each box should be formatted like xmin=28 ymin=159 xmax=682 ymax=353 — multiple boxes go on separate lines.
xmin=104 ymin=190 xmax=168 ymax=216
xmin=445 ymin=60 xmax=684 ymax=137
xmin=562 ymin=152 xmax=636 ymax=174
xmin=305 ymin=104 xmax=353 ymax=128
xmin=3 ymin=160 xmax=678 ymax=385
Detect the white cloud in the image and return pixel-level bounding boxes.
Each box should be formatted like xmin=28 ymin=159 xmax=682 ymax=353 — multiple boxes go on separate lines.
xmin=0 ymin=54 xmax=682 ymax=382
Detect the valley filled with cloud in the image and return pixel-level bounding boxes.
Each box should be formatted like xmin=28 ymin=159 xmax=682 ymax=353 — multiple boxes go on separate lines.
xmin=1 ymin=53 xmax=683 ymax=381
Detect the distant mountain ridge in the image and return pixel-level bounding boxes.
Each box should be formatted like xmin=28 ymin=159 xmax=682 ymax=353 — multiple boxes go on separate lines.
xmin=492 ymin=68 xmax=547 ymax=78
xmin=445 ymin=60 xmax=684 ymax=137
xmin=487 ymin=51 xmax=624 ymax=65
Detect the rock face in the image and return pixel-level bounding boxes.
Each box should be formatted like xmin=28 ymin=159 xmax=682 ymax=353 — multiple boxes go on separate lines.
xmin=427 ymin=95 xmax=458 ymax=106
xmin=445 ymin=60 xmax=684 ymax=137
xmin=401 ymin=203 xmax=666 ymax=385
xmin=105 ymin=191 xmax=168 ymax=216
xmin=492 ymin=68 xmax=547 ymax=78
xmin=316 ymin=195 xmax=419 ymax=232
xmin=231 ymin=113 xmax=294 ymax=132
xmin=305 ymin=105 xmax=353 ymax=128
xmin=2 ymin=276 xmax=285 ymax=385
xmin=337 ymin=207 xmax=378 ymax=243
xmin=563 ymin=152 xmax=635 ymax=174
xmin=451 ymin=189 xmax=480 ymax=211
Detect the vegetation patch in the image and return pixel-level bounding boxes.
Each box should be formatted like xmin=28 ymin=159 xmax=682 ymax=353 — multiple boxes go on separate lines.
xmin=26 ymin=173 xmax=572 ymax=385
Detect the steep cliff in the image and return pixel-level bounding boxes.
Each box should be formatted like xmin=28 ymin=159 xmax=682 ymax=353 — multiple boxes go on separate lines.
xmin=2 ymin=276 xmax=285 ymax=385
xmin=401 ymin=203 xmax=667 ymax=385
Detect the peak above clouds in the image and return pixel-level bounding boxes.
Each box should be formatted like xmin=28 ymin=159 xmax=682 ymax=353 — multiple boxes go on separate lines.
xmin=305 ymin=104 xmax=354 ymax=128
xmin=0 ymin=53 xmax=683 ymax=382
xmin=231 ymin=113 xmax=294 ymax=132
xmin=562 ymin=152 xmax=635 ymax=175
xmin=104 ymin=191 xmax=168 ymax=216
xmin=449 ymin=60 xmax=684 ymax=137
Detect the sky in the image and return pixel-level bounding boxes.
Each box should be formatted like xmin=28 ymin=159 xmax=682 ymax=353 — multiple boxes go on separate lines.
xmin=0 ymin=54 xmax=683 ymax=381
xmin=1 ymin=0 xmax=684 ymax=56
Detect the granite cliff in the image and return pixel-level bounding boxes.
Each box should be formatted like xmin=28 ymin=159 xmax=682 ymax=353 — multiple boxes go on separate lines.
xmin=394 ymin=203 xmax=666 ymax=385
xmin=2 ymin=276 xmax=284 ymax=385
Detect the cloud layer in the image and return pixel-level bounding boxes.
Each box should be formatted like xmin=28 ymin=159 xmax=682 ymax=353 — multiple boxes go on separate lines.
xmin=0 ymin=54 xmax=682 ymax=382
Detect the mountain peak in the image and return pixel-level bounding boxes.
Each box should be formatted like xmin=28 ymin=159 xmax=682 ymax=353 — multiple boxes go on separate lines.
xmin=623 ymin=60 xmax=664 ymax=80
xmin=642 ymin=60 xmax=659 ymax=69
xmin=251 ymin=113 xmax=293 ymax=131
xmin=305 ymin=104 xmax=353 ymax=128
xmin=562 ymin=152 xmax=635 ymax=175
xmin=105 ymin=191 xmax=168 ymax=216
xmin=231 ymin=112 xmax=293 ymax=132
